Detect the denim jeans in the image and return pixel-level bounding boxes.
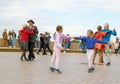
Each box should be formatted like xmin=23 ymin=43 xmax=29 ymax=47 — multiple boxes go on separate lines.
xmin=8 ymin=38 xmax=12 ymax=47
xmin=12 ymin=37 xmax=16 ymax=47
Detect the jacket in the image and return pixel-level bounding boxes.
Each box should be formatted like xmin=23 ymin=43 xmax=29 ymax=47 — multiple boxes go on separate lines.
xmin=28 ymin=26 xmax=38 ymax=43
xmin=102 ymin=29 xmax=117 ymax=42
xmin=76 ymin=37 xmax=107 ymax=49
xmin=2 ymin=32 xmax=8 ymax=40
xmin=19 ymin=28 xmax=34 ymax=42
xmin=53 ymin=32 xmax=71 ymax=50
xmin=94 ymin=31 xmax=107 ymax=50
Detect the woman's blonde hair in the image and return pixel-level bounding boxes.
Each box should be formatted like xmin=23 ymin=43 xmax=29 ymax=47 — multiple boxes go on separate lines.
xmin=22 ymin=24 xmax=28 ymax=29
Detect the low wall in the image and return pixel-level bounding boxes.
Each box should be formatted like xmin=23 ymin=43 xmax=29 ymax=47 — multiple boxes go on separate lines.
xmin=0 ymin=38 xmax=79 ymax=50
xmin=0 ymin=38 xmax=115 ymax=52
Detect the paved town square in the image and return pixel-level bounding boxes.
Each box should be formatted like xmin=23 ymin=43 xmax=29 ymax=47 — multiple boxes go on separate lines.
xmin=0 ymin=52 xmax=120 ymax=84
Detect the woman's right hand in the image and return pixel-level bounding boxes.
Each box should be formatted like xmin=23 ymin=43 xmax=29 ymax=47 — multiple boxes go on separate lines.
xmin=32 ymin=27 xmax=34 ymax=30
xmin=60 ymin=47 xmax=64 ymax=50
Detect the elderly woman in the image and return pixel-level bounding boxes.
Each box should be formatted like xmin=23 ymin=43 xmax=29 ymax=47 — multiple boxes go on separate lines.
xmin=19 ymin=24 xmax=34 ymax=61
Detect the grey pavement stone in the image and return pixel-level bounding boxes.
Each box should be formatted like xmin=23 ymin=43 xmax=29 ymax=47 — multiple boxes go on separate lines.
xmin=0 ymin=52 xmax=120 ymax=84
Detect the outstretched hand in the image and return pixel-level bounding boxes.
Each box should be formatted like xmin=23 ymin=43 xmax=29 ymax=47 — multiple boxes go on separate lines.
xmin=113 ymin=28 xmax=116 ymax=32
xmin=32 ymin=27 xmax=34 ymax=30
xmin=72 ymin=37 xmax=77 ymax=39
xmin=60 ymin=47 xmax=64 ymax=50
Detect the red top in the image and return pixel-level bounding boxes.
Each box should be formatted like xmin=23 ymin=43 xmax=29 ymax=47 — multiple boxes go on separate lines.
xmin=94 ymin=31 xmax=107 ymax=40
xmin=94 ymin=31 xmax=107 ymax=50
xmin=19 ymin=28 xmax=34 ymax=42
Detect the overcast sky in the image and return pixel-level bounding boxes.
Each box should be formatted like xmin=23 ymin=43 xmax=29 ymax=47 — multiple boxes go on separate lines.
xmin=0 ymin=0 xmax=120 ymax=41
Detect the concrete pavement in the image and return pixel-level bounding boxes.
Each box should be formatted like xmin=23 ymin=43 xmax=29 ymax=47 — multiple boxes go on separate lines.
xmin=0 ymin=52 xmax=120 ymax=84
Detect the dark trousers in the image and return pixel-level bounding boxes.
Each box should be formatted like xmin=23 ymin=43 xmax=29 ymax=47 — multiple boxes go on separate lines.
xmin=28 ymin=42 xmax=35 ymax=60
xmin=43 ymin=43 xmax=52 ymax=55
xmin=37 ymin=43 xmax=44 ymax=53
xmin=115 ymin=49 xmax=119 ymax=54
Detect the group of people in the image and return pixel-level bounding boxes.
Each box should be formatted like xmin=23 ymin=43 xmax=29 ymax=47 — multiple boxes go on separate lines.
xmin=2 ymin=29 xmax=16 ymax=47
xmin=62 ymin=34 xmax=71 ymax=53
xmin=50 ymin=23 xmax=117 ymax=74
xmin=36 ymin=32 xmax=53 ymax=55
xmin=19 ymin=20 xmax=38 ymax=61
xmin=2 ymin=20 xmax=117 ymax=74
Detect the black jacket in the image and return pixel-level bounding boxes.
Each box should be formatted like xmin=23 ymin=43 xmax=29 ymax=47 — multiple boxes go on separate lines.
xmin=28 ymin=26 xmax=39 ymax=43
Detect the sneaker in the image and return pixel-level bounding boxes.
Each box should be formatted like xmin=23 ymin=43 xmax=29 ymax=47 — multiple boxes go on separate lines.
xmin=9 ymin=46 xmax=12 ymax=48
xmin=106 ymin=62 xmax=111 ymax=66
xmin=88 ymin=69 xmax=93 ymax=73
xmin=50 ymin=67 xmax=54 ymax=72
xmin=55 ymin=69 xmax=62 ymax=74
xmin=13 ymin=46 xmax=16 ymax=48
xmin=63 ymin=51 xmax=66 ymax=53
xmin=91 ymin=67 xmax=95 ymax=70
xmin=66 ymin=48 xmax=70 ymax=50
xmin=88 ymin=67 xmax=95 ymax=73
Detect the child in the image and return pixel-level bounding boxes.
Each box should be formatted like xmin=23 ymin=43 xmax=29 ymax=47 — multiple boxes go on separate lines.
xmin=19 ymin=24 xmax=34 ymax=61
xmin=50 ymin=25 xmax=70 ymax=74
xmin=74 ymin=30 xmax=107 ymax=73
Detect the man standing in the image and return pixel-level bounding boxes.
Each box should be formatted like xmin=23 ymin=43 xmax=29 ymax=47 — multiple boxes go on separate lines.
xmin=27 ymin=20 xmax=39 ymax=61
xmin=114 ymin=37 xmax=119 ymax=55
xmin=2 ymin=29 xmax=8 ymax=47
xmin=11 ymin=30 xmax=16 ymax=47
xmin=8 ymin=31 xmax=12 ymax=47
xmin=102 ymin=23 xmax=117 ymax=66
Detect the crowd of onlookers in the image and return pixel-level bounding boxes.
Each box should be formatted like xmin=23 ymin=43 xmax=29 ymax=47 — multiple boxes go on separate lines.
xmin=62 ymin=34 xmax=71 ymax=53
xmin=2 ymin=29 xmax=16 ymax=47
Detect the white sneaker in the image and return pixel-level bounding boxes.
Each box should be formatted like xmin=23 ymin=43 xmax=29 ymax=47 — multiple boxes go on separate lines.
xmin=13 ymin=46 xmax=16 ymax=48
xmin=9 ymin=46 xmax=12 ymax=48
xmin=63 ymin=51 xmax=66 ymax=53
xmin=66 ymin=48 xmax=70 ymax=50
